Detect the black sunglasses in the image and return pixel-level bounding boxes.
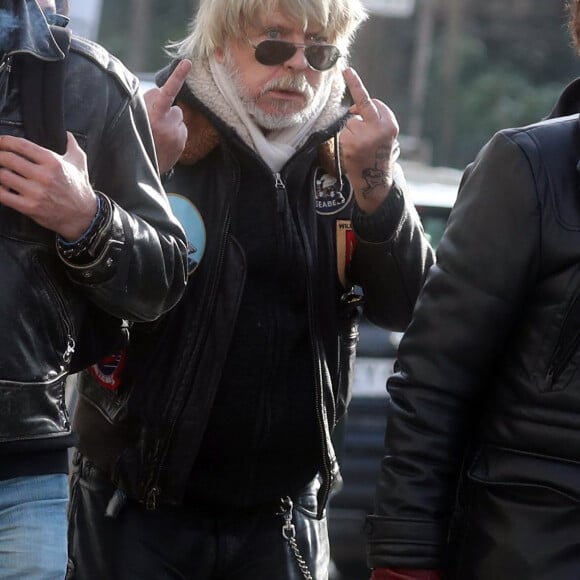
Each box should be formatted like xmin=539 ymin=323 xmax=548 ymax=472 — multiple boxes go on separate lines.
xmin=251 ymin=39 xmax=341 ymax=71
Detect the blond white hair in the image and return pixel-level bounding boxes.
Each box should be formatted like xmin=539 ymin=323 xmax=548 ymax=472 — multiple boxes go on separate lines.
xmin=168 ymin=0 xmax=367 ymax=61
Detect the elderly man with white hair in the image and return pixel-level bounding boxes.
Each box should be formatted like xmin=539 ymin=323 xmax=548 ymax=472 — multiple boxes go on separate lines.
xmin=67 ymin=1 xmax=434 ymax=579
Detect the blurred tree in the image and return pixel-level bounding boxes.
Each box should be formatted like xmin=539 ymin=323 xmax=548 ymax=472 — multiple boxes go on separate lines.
xmin=470 ymin=0 xmax=576 ymax=84
xmin=408 ymin=0 xmax=438 ymax=141
xmin=98 ymin=0 xmax=198 ymax=72
xmin=423 ymin=0 xmax=577 ymax=167
xmin=127 ymin=0 xmax=153 ymax=72
xmin=437 ymin=0 xmax=464 ymax=162
xmin=427 ymin=40 xmax=563 ymax=167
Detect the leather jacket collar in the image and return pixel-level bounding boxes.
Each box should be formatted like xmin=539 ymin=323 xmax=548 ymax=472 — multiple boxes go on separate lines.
xmin=548 ymin=77 xmax=580 ymax=119
xmin=0 ymin=0 xmax=64 ymax=60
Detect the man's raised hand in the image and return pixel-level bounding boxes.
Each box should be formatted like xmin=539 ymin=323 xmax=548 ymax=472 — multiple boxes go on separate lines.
xmin=339 ymin=67 xmax=400 ymax=215
xmin=143 ymin=59 xmax=192 ymax=174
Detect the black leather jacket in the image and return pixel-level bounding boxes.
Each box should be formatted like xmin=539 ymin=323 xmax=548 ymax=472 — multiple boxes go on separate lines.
xmin=73 ymin=58 xmax=434 ymax=515
xmin=366 ymin=81 xmax=580 ymax=579
xmin=0 ymin=4 xmax=187 ymax=448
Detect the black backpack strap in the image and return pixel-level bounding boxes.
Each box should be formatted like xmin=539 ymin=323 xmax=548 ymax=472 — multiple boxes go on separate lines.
xmin=18 ymin=24 xmax=71 ymax=154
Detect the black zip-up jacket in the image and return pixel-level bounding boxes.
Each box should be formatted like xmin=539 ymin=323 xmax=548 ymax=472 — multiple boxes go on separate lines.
xmin=366 ymin=80 xmax=580 ymax=579
xmin=73 ymin=58 xmax=434 ymax=515
xmin=0 ymin=2 xmax=187 ymax=468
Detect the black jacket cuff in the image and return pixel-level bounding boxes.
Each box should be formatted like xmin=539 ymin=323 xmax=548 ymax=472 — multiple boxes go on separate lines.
xmin=352 ymin=182 xmax=405 ymax=243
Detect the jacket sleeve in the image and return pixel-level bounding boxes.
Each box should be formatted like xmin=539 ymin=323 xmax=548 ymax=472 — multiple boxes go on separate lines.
xmin=365 ymin=132 xmax=541 ymax=569
xmin=350 ymin=166 xmax=435 ymax=331
xmin=59 ymin=78 xmax=188 ymax=323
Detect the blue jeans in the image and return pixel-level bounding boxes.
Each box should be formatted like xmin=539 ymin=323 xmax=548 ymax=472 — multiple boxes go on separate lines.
xmin=0 ymin=474 xmax=68 ymax=580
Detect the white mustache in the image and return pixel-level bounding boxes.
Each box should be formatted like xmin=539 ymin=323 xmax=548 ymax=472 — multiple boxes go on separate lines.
xmin=260 ymin=75 xmax=314 ymax=99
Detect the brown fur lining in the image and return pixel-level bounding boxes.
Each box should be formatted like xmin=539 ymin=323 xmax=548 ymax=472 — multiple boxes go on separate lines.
xmin=177 ymin=101 xmax=221 ymax=165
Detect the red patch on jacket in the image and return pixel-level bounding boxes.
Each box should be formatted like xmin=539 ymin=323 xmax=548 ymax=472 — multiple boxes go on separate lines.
xmin=336 ymin=219 xmax=357 ymax=287
xmin=89 ymin=351 xmax=126 ymax=391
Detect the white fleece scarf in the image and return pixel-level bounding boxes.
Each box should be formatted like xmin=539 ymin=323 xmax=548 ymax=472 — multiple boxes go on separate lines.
xmin=209 ymin=56 xmax=333 ymax=172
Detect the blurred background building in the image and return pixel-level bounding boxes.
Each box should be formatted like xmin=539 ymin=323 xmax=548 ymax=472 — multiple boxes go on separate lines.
xmin=67 ymin=0 xmax=102 ymax=40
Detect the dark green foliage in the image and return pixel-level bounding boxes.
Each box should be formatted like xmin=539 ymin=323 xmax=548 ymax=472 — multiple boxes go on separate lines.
xmin=98 ymin=0 xmax=197 ymax=72
xmin=424 ymin=33 xmax=569 ymax=167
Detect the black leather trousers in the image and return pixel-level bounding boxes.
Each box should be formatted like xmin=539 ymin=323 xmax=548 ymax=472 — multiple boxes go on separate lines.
xmin=66 ymin=454 xmax=330 ymax=580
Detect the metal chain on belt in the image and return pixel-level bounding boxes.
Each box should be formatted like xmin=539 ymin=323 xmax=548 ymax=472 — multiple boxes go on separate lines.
xmin=279 ymin=497 xmax=314 ymax=580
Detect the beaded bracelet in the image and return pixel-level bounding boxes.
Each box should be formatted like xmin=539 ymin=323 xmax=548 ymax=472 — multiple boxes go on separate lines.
xmin=57 ymin=191 xmax=112 ymax=262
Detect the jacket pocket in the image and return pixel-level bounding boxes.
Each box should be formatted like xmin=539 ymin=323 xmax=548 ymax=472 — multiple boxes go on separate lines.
xmin=468 ymin=444 xmax=580 ymax=503
xmin=541 ymin=292 xmax=580 ymax=392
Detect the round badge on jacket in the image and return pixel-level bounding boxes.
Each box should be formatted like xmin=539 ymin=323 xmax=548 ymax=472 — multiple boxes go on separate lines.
xmin=167 ymin=193 xmax=206 ymax=276
xmin=314 ymin=167 xmax=353 ymax=215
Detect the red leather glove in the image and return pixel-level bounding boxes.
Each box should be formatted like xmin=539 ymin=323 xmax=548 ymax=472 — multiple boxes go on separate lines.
xmin=371 ymin=569 xmax=443 ymax=580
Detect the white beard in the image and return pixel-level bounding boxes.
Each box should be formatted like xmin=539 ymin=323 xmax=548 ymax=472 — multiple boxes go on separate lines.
xmin=222 ymin=50 xmax=332 ymax=130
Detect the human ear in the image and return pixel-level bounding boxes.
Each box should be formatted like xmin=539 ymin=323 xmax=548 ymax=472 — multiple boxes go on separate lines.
xmin=215 ymin=47 xmax=225 ymax=64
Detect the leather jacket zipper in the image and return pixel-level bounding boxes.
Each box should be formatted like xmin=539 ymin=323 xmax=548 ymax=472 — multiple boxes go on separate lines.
xmin=544 ymin=293 xmax=580 ymax=389
xmin=275 ymin=172 xmax=288 ymax=213
xmin=145 ymin=485 xmax=160 ymax=511
xmin=51 ymin=289 xmax=76 ymax=367
xmin=274 ymin=174 xmax=333 ymax=482
xmin=35 ymin=258 xmax=76 ymax=367
xmin=0 ymin=56 xmax=11 ymax=74
xmin=280 ymin=163 xmax=334 ymax=516
xmin=0 ymin=55 xmax=12 ymax=107
xmin=306 ymin=280 xmax=334 ymax=516
xmin=31 ymin=259 xmax=75 ymax=432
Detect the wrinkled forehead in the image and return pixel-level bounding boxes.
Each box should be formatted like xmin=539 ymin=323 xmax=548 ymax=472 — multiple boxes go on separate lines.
xmin=247 ymin=8 xmax=321 ymax=35
xmin=240 ymin=1 xmax=332 ymax=39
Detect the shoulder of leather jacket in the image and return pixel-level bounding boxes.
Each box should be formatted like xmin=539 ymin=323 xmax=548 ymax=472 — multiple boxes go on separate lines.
xmin=69 ymin=35 xmax=139 ymax=98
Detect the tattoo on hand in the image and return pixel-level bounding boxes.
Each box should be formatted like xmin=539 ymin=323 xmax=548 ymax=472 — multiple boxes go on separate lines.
xmin=361 ymin=167 xmax=389 ymax=198
xmin=360 ymin=145 xmax=392 ymax=199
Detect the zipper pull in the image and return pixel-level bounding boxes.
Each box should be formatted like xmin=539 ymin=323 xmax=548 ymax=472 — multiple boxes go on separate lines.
xmin=274 ymin=172 xmax=288 ymax=213
xmin=63 ymin=336 xmax=76 ymax=365
xmin=146 ymin=486 xmax=160 ymax=510
xmin=0 ymin=55 xmax=11 ymax=75
xmin=0 ymin=55 xmax=12 ymax=108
